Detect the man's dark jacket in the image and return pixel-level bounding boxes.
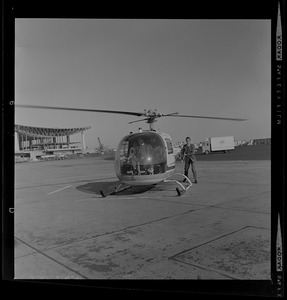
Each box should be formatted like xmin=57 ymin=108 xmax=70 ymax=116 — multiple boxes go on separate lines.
xmin=180 ymin=144 xmax=197 ymax=162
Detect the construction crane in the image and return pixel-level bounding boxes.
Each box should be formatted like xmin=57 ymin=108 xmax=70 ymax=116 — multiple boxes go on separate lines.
xmin=97 ymin=137 xmax=104 ymax=154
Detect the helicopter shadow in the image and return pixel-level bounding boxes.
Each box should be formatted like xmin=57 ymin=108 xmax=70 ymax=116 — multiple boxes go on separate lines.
xmin=76 ymin=180 xmax=156 ymax=197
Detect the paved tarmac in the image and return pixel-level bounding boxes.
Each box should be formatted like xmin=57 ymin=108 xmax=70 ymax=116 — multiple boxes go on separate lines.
xmin=14 ymin=155 xmax=271 ymax=280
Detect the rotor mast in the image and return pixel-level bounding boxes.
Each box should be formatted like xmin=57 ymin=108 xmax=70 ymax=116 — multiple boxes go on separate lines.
xmin=146 ymin=117 xmax=157 ymax=131
xmin=144 ymin=109 xmax=158 ymax=131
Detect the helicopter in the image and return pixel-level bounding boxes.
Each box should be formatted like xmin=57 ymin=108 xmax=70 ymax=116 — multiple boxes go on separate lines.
xmin=16 ymin=104 xmax=247 ymax=196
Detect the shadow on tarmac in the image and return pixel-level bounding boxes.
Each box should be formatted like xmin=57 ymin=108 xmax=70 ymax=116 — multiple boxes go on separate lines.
xmin=76 ymin=180 xmax=156 ymax=196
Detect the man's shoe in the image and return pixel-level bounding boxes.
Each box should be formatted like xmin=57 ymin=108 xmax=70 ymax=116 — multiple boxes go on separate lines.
xmin=194 ymin=180 xmax=198 ymax=184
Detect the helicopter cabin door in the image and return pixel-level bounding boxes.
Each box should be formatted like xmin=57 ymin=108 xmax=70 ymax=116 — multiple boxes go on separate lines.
xmin=158 ymin=132 xmax=176 ymax=176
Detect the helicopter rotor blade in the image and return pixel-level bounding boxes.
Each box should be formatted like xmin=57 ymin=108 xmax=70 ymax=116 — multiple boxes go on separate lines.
xmin=167 ymin=114 xmax=248 ymax=121
xmin=16 ymin=104 xmax=247 ymax=122
xmin=161 ymin=112 xmax=179 ymax=117
xmin=128 ymin=118 xmax=148 ymax=124
xmin=15 ymin=104 xmax=144 ymax=117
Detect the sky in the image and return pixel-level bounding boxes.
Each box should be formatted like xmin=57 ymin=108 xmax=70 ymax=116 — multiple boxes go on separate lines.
xmin=15 ymin=19 xmax=271 ymax=148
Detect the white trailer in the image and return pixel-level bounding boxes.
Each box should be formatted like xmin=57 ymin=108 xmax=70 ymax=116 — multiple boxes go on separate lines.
xmin=201 ymin=136 xmax=235 ymax=154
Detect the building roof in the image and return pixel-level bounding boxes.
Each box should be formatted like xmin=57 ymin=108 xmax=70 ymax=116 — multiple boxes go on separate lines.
xmin=15 ymin=125 xmax=91 ymax=138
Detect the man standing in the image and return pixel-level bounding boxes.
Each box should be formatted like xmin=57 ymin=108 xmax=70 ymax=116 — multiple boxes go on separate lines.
xmin=180 ymin=137 xmax=198 ymax=183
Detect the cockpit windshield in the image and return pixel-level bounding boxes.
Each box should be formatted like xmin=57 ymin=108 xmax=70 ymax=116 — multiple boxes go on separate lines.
xmin=116 ymin=132 xmax=167 ymax=176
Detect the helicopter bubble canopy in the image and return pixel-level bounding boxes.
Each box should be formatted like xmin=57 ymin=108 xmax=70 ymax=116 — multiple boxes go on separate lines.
xmin=115 ymin=131 xmax=167 ymax=178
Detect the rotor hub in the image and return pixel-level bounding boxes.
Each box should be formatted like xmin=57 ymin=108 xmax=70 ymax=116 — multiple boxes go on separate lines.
xmin=143 ymin=109 xmax=161 ymax=118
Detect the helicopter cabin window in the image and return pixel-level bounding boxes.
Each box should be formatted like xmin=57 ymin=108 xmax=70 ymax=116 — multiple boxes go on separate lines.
xmin=118 ymin=141 xmax=129 ymax=158
xmin=116 ymin=132 xmax=167 ymax=176
xmin=165 ymin=138 xmax=173 ymax=154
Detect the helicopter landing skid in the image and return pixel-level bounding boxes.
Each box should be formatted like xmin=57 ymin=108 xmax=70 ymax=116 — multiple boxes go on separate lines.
xmin=100 ymin=183 xmax=131 ymax=198
xmin=164 ymin=173 xmax=192 ymax=196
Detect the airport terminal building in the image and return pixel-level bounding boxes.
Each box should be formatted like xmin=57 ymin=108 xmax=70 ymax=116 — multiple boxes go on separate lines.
xmin=15 ymin=124 xmax=91 ymax=161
